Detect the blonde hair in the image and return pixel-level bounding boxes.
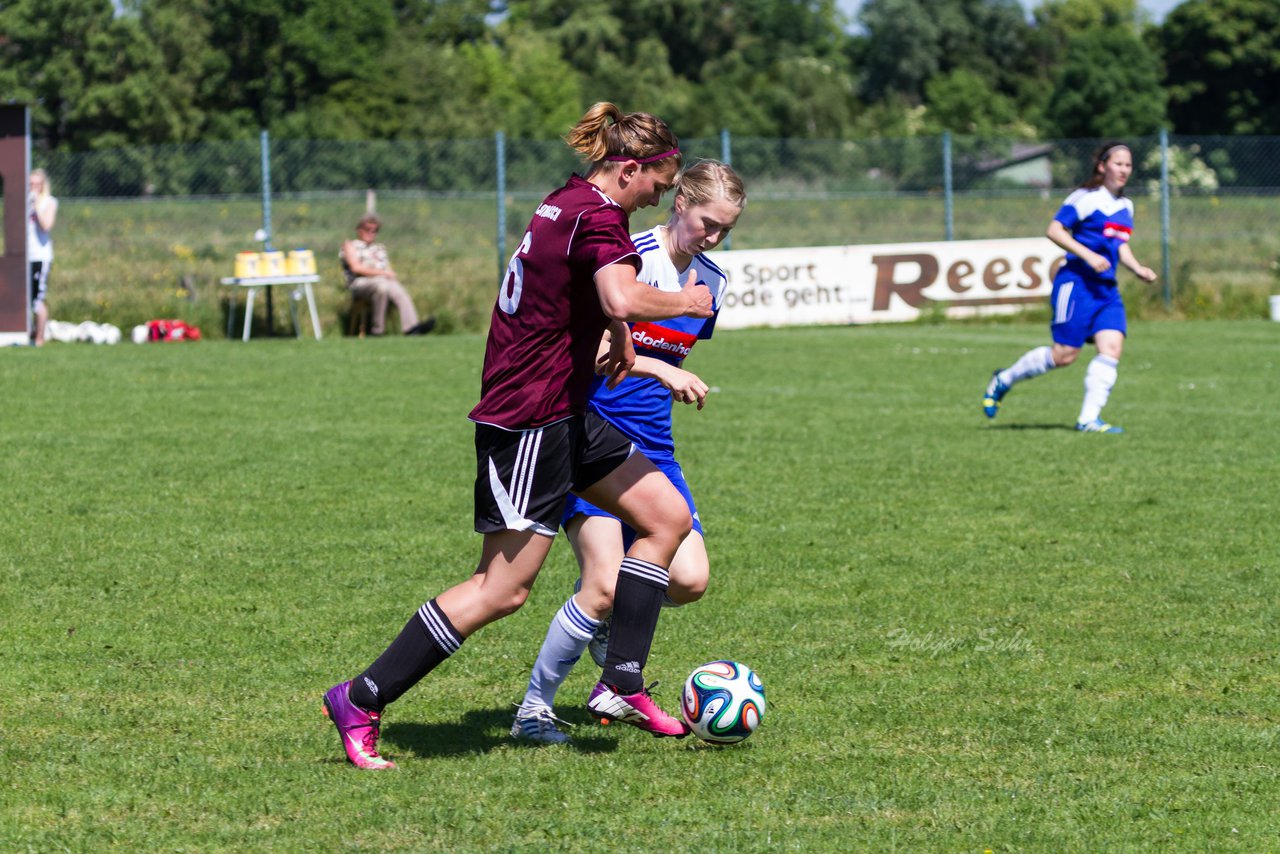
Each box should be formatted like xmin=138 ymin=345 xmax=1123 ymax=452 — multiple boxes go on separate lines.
xmin=672 ymin=160 xmax=746 ymax=212
xmin=565 ymin=102 xmax=681 ymax=172
xmin=30 ymin=168 xmax=51 ymax=197
xmin=356 ymin=213 xmax=381 ymax=230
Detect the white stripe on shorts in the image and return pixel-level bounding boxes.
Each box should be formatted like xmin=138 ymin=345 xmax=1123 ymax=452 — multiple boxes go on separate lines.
xmin=511 ymin=428 xmax=542 ymax=516
xmin=1054 ymin=281 xmax=1074 ymax=325
xmin=486 ymin=432 xmax=556 ymax=536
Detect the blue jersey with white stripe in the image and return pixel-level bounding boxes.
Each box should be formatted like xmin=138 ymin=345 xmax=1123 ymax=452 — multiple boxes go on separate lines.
xmin=587 ymin=226 xmax=727 ymax=455
xmin=1054 ymin=186 xmax=1135 ymax=283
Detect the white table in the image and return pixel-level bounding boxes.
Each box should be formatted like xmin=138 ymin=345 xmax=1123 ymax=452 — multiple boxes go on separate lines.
xmin=220 ymin=274 xmax=322 ymax=342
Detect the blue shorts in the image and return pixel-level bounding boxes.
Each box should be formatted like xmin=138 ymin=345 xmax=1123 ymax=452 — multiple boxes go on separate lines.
xmin=1050 ymin=269 xmax=1126 ymax=348
xmin=563 ymin=452 xmax=701 ymax=549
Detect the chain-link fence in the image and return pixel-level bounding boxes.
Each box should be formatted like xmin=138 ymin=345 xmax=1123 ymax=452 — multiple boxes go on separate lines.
xmin=30 ymin=132 xmax=1280 ymax=337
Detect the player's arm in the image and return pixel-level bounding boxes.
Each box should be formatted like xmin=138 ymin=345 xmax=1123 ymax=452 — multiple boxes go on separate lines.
xmin=595 ymin=265 xmax=712 ymax=322
xmin=1118 ymin=243 xmax=1157 ymax=282
xmin=635 ymin=358 xmax=709 ymax=409
xmin=1046 ymin=220 xmax=1109 ymax=274
xmin=34 ymin=197 xmax=57 ymax=232
xmin=594 ymin=322 xmax=636 ymax=389
xmin=594 ymin=326 xmax=710 ymax=408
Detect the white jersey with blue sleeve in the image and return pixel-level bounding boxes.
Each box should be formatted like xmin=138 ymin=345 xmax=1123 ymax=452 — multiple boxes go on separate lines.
xmin=587 ymin=226 xmax=727 ymax=456
xmin=1054 ymin=186 xmax=1135 ymax=283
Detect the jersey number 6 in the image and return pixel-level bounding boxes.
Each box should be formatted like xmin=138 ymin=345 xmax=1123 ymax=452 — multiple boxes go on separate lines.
xmin=499 ymin=231 xmax=533 ymax=315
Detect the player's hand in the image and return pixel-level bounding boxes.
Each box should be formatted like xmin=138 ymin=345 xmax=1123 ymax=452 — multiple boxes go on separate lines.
xmin=597 ymin=325 xmax=636 ymax=389
xmin=663 ymin=367 xmax=709 ymax=410
xmin=681 ymin=269 xmax=714 ymax=318
xmin=1086 ymin=251 xmax=1111 ymax=274
xmin=1135 ymin=265 xmax=1157 ymax=283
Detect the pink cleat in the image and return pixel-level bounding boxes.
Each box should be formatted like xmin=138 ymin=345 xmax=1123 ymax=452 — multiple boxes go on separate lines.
xmin=322 ymin=681 xmax=396 ymax=770
xmin=588 ymin=681 xmax=690 ymax=738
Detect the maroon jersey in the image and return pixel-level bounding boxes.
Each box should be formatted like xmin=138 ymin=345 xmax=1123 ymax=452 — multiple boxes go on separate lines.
xmin=469 ymin=175 xmax=640 ymax=429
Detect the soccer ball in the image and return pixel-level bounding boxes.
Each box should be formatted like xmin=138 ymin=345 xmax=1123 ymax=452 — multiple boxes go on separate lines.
xmin=680 ymin=660 xmax=766 ymax=744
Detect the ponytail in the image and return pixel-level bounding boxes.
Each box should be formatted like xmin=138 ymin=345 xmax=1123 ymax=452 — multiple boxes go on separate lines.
xmin=565 ymin=102 xmax=681 ymax=172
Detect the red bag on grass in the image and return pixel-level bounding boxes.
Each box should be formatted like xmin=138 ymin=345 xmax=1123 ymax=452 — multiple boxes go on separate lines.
xmin=144 ymin=319 xmax=202 ymax=342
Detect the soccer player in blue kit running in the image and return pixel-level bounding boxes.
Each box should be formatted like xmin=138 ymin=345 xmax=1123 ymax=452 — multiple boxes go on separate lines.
xmin=321 ymin=103 xmax=714 ymax=769
xmin=510 ymin=160 xmax=747 ymax=743
xmin=983 ymin=142 xmax=1157 ymax=433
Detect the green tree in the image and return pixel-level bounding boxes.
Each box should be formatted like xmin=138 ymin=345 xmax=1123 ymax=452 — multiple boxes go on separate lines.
xmin=760 ymin=54 xmax=859 ymax=137
xmin=1021 ymin=0 xmax=1148 ymax=127
xmin=856 ymin=0 xmax=1034 ymax=108
xmin=922 ymin=69 xmax=1022 ymax=136
xmin=0 ymin=0 xmax=203 ymax=150
xmin=1043 ymin=26 xmax=1166 ymax=137
xmin=505 ymin=0 xmax=859 ymax=137
xmin=1158 ymin=0 xmax=1280 ymax=134
xmin=854 ymin=0 xmax=944 ymax=104
xmin=458 ymin=30 xmax=586 ymax=138
xmin=142 ymin=0 xmax=398 ymax=139
xmin=1033 ymin=0 xmax=1147 ymax=38
xmin=392 ymin=0 xmax=496 ymax=44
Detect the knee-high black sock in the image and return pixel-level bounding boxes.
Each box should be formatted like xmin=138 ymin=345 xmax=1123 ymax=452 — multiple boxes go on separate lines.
xmin=602 ymin=556 xmax=669 ymax=694
xmin=350 ymin=599 xmax=463 ymax=712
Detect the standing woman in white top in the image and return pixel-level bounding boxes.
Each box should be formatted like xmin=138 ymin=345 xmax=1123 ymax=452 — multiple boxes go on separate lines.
xmin=28 ymin=169 xmax=58 ymax=347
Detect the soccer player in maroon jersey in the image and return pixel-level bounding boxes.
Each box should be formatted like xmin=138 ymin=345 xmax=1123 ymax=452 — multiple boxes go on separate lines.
xmin=512 ymin=161 xmax=747 ymax=744
xmin=322 ymin=103 xmax=714 ymax=769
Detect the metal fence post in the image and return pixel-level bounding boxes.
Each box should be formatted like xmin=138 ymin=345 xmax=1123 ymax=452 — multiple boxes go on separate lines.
xmin=496 ymin=130 xmax=506 ymax=282
xmin=720 ymin=128 xmax=732 ymax=250
xmin=943 ymin=131 xmax=954 ymax=241
xmin=260 ymin=129 xmax=273 ymax=250
xmin=1159 ymin=128 xmax=1172 ymax=309
xmin=259 ymin=129 xmax=276 ymax=334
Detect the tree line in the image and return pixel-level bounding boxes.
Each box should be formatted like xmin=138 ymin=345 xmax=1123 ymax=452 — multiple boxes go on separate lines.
xmin=1 ymin=0 xmax=1276 ymax=155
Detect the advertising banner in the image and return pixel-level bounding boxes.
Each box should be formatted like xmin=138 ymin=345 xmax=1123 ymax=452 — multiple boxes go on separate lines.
xmin=710 ymin=237 xmax=1066 ymax=329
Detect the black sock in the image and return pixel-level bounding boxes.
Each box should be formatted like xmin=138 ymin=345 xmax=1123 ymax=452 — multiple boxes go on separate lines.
xmin=602 ymin=556 xmax=669 ymax=694
xmin=350 ymin=599 xmax=463 ymax=712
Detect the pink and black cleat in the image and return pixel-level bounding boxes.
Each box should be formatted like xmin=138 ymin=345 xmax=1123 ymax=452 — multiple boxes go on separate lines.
xmin=588 ymin=681 xmax=690 ymax=738
xmin=322 ymin=681 xmax=396 ymax=770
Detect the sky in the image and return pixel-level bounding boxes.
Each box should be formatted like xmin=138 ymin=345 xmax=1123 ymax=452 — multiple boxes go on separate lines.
xmin=836 ymin=0 xmax=1187 ymax=26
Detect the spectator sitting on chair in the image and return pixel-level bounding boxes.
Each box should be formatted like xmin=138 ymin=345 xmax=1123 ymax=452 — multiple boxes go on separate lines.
xmin=340 ymin=214 xmax=436 ymax=336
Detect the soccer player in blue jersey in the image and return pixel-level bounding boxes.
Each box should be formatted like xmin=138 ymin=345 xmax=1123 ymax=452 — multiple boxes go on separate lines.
xmin=511 ymin=160 xmax=746 ymax=743
xmin=983 ymin=142 xmax=1157 ymax=433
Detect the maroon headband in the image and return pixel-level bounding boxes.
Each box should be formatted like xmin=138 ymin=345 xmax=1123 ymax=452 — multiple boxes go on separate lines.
xmin=603 ymin=147 xmax=680 ymax=163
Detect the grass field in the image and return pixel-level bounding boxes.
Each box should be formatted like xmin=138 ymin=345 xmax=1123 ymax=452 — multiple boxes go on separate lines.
xmin=2 ymin=320 xmax=1277 ymax=851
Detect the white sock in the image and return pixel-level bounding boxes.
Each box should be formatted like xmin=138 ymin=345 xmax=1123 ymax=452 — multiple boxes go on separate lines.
xmin=998 ymin=345 xmax=1057 ymax=388
xmin=1078 ymin=355 xmax=1119 ymax=425
xmin=519 ymin=596 xmax=598 ymax=713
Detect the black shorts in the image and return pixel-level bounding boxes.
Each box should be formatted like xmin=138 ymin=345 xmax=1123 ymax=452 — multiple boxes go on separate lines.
xmin=473 ymin=411 xmax=634 ymax=535
xmin=30 ymin=261 xmax=49 ymax=305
